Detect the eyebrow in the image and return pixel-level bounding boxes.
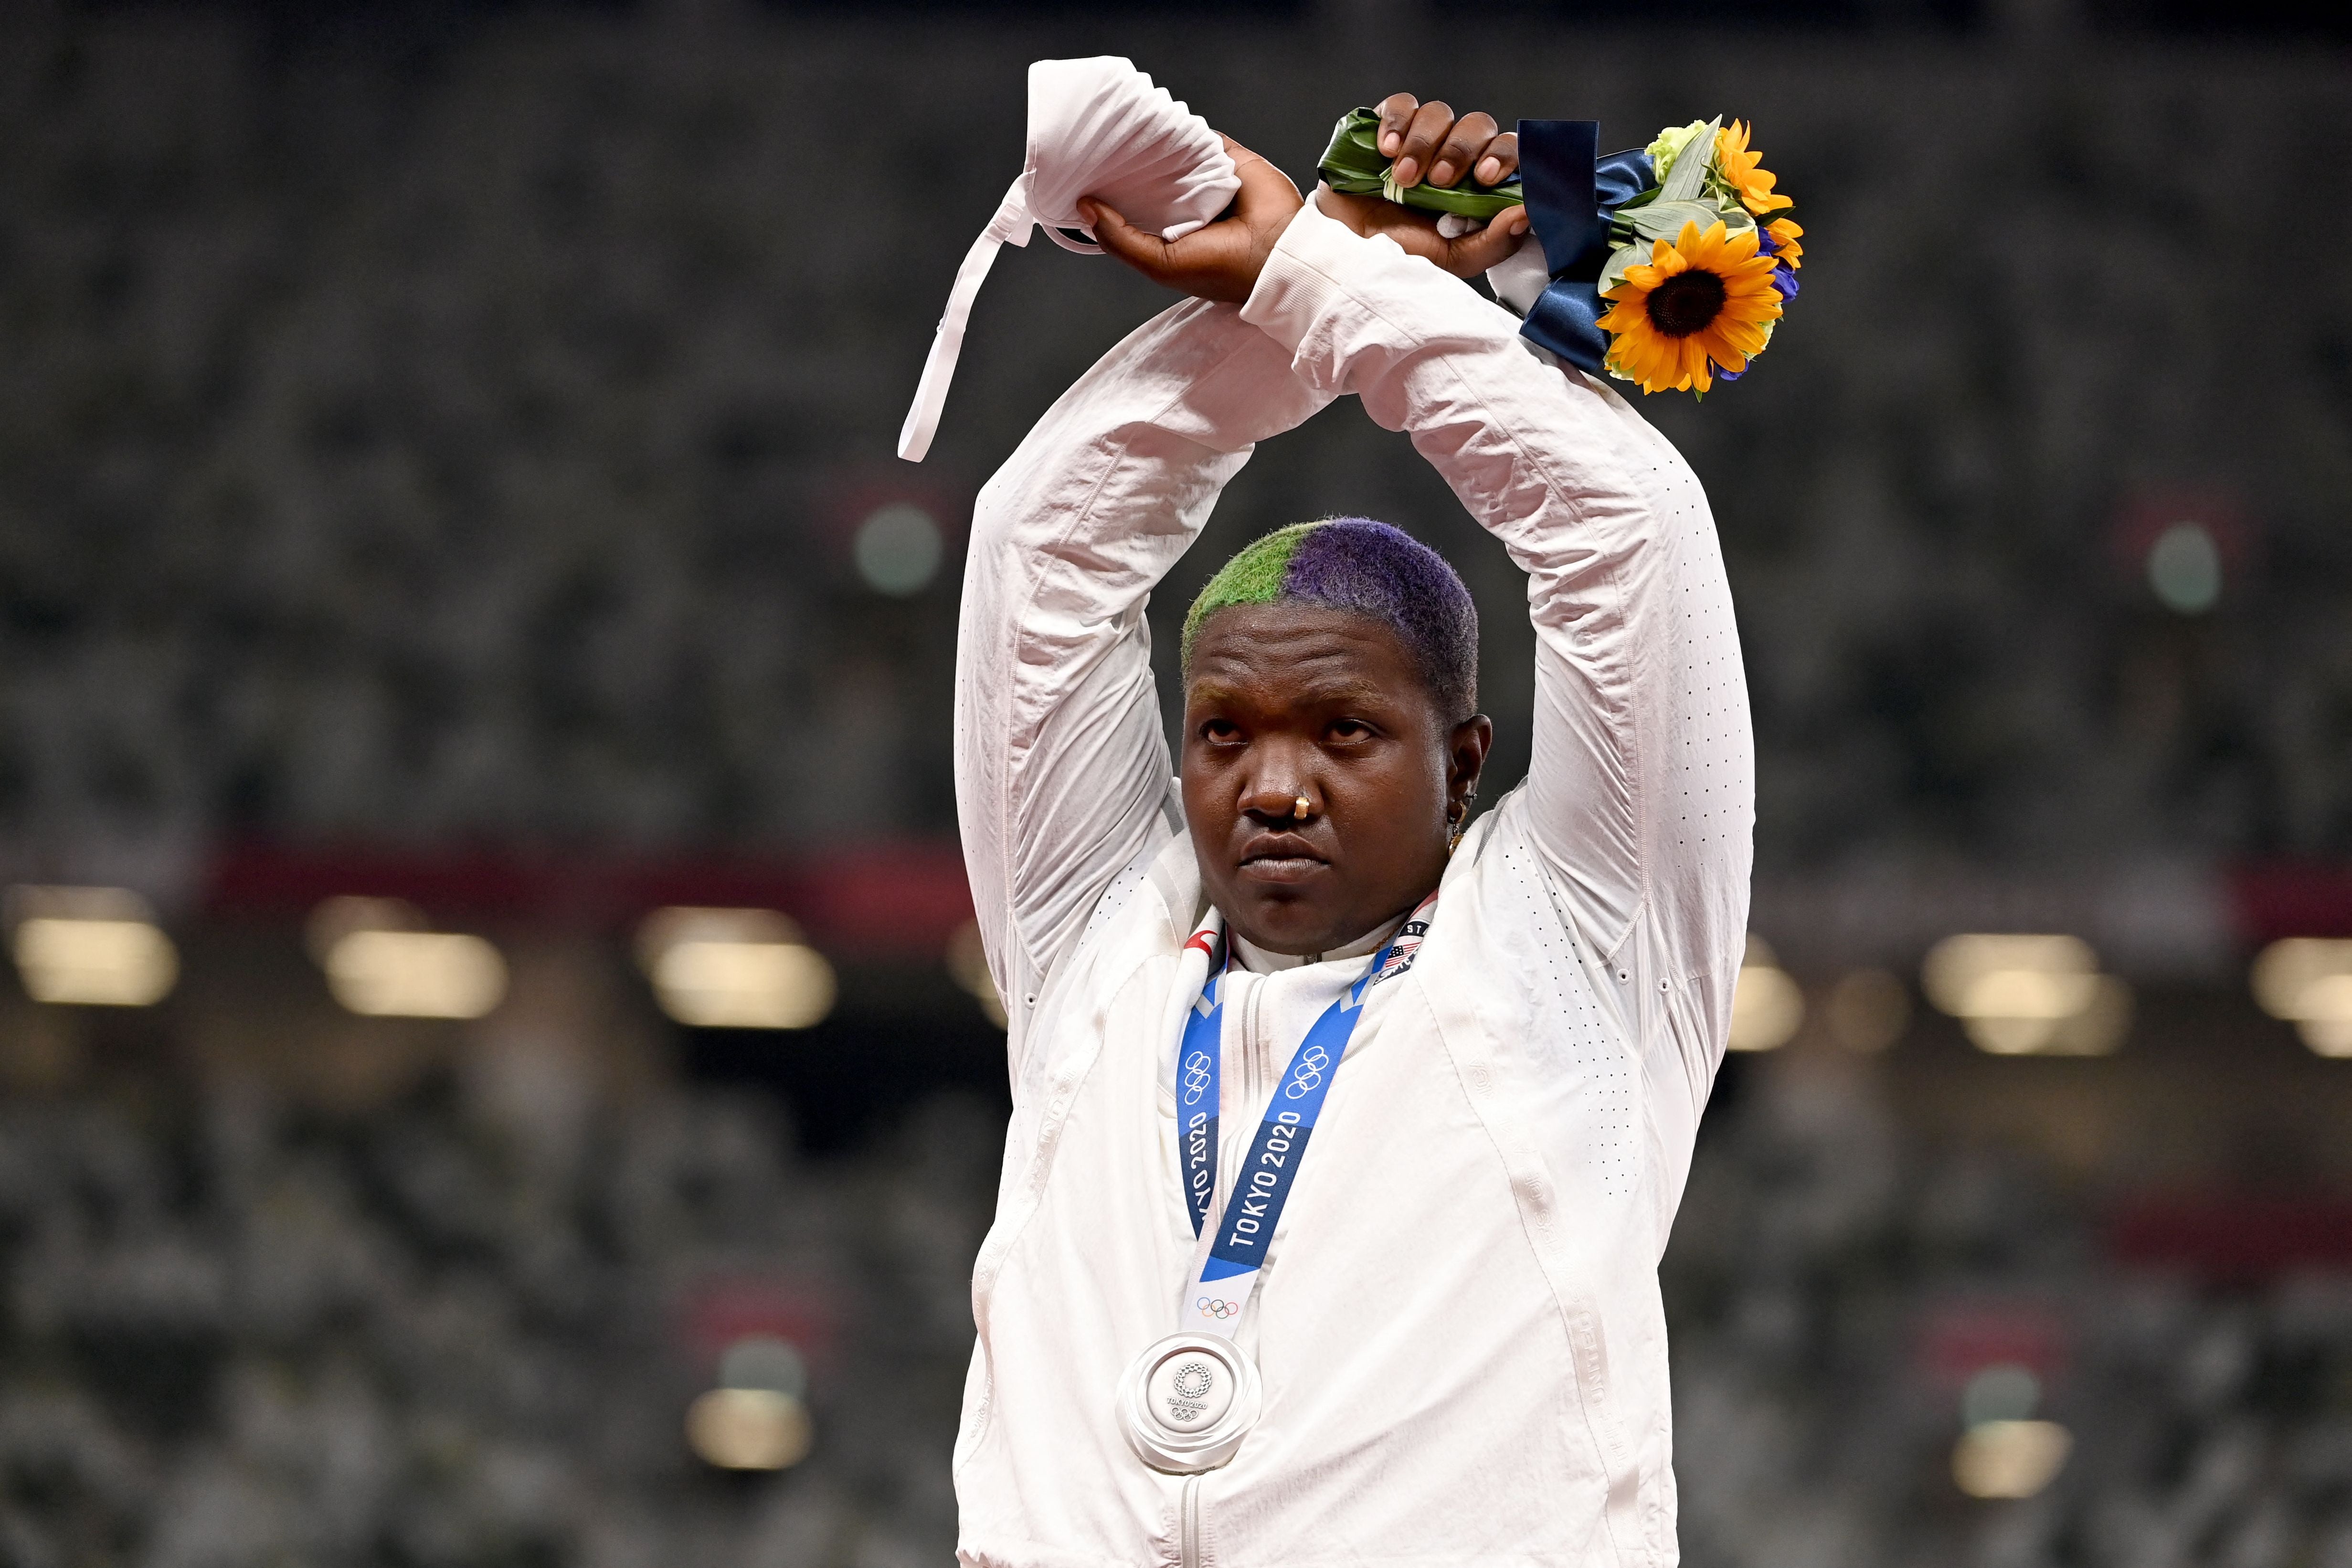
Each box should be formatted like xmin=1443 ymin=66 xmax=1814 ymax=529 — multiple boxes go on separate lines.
xmin=1187 ymin=677 xmax=1399 ymax=709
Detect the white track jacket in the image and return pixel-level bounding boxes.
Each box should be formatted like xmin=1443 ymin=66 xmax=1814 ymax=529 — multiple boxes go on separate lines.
xmin=951 ymin=197 xmax=1755 ymax=1568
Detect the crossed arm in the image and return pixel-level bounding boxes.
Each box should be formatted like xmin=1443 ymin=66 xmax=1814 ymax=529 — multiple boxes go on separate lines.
xmin=957 ymin=106 xmax=1752 ymax=1109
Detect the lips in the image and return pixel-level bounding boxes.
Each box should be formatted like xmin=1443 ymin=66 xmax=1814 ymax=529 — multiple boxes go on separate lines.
xmin=1237 ymin=831 xmax=1327 ymax=884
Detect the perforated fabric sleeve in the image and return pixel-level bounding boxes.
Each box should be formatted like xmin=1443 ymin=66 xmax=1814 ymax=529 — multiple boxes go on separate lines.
xmin=954 ymin=301 xmax=1333 ymax=1091
xmin=1240 ymin=197 xmax=1755 ymax=1149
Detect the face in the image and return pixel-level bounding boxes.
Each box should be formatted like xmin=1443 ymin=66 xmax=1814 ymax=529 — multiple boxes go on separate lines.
xmin=1181 ymin=604 xmax=1491 ymax=956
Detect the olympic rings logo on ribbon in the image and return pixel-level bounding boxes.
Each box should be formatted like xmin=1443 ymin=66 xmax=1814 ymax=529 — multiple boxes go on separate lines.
xmin=1283 ymin=1044 xmax=1331 ymax=1099
xmin=1195 ymin=1296 xmax=1242 ymax=1319
xmin=1181 ymin=1051 xmax=1213 ymax=1102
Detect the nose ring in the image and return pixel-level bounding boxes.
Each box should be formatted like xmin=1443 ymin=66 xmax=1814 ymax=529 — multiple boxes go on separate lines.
xmin=1292 ymin=793 xmax=1311 ymax=820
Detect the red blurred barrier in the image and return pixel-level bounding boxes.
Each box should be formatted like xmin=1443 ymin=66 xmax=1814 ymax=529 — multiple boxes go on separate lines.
xmin=677 ymin=1275 xmax=840 ymax=1370
xmin=1918 ymin=1300 xmax=2069 ymax=1388
xmin=2229 ymin=861 xmax=2352 ymax=944
xmin=2108 ymin=1195 xmax=2352 ymax=1283
xmin=203 ymin=840 xmax=975 ymax=959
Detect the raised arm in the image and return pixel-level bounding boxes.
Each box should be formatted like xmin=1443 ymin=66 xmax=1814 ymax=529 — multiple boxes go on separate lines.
xmin=1237 ymin=194 xmax=1755 ymax=1118
xmin=956 ymin=296 xmax=1330 ymax=1076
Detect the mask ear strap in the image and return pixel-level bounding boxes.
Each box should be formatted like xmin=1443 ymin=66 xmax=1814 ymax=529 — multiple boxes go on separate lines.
xmin=1041 ymin=222 xmax=1104 ymax=256
xmin=898 ymin=176 xmax=1034 ymax=463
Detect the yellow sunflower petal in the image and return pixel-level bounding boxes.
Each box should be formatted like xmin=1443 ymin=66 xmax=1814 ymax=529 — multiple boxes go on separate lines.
xmin=1651 ymin=335 xmax=1685 ymax=389
xmin=1702 ymin=317 xmax=1759 ymax=354
xmin=1704 ymin=320 xmax=1770 ymax=360
xmin=1608 ymin=323 xmax=1685 ymax=395
xmin=1719 ymin=289 xmax=1783 ymax=326
xmin=1683 ymin=337 xmax=1713 ymax=383
xmin=1683 ymin=341 xmax=1713 ymax=394
xmin=1602 ymin=345 xmax=1639 ymax=389
xmin=1715 ymin=119 xmax=1796 ymax=217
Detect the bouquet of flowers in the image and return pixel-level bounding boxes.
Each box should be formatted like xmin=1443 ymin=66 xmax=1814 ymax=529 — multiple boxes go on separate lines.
xmin=1320 ymin=109 xmax=1803 ymax=396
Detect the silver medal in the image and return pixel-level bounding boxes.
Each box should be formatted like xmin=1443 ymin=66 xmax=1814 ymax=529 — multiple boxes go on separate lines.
xmin=1116 ymin=1332 xmax=1262 ymax=1473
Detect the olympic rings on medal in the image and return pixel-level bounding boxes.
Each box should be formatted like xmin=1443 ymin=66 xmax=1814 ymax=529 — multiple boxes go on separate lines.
xmin=1283 ymin=1044 xmax=1331 ymax=1099
xmin=1119 ymin=1331 xmax=1262 ymax=1473
xmin=1194 ymin=1296 xmax=1241 ymax=1319
xmin=1181 ymin=1051 xmax=1214 ymax=1102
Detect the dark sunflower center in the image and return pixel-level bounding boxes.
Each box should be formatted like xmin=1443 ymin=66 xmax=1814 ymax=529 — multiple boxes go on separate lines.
xmin=1645 ymin=269 xmax=1727 ymax=338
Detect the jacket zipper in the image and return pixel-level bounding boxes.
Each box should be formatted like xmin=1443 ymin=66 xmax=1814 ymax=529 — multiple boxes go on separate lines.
xmin=1243 ymin=973 xmax=1270 ymax=1119
xmin=1181 ymin=982 xmax=1233 ymax=1568
xmin=1218 ymin=975 xmax=1269 ymax=1219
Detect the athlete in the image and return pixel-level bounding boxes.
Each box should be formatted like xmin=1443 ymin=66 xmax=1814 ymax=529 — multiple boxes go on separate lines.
xmin=951 ymin=94 xmax=1753 ymax=1566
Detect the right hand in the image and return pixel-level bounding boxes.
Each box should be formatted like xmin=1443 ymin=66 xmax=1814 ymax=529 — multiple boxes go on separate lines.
xmin=1080 ymin=136 xmax=1304 ymax=305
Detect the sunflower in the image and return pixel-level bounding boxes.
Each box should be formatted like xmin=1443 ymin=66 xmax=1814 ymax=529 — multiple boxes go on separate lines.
xmin=1597 ymin=220 xmax=1784 ymax=394
xmin=1714 ymin=120 xmax=1793 ymax=217
xmin=1765 ymin=217 xmax=1804 ymax=270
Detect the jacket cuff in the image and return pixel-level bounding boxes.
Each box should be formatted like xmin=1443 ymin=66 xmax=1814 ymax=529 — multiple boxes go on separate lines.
xmin=1238 ymin=195 xmax=1369 ymax=364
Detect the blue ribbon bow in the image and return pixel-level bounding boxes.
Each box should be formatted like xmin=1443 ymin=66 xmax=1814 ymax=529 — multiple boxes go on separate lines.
xmin=1515 ymin=120 xmax=1656 ymax=376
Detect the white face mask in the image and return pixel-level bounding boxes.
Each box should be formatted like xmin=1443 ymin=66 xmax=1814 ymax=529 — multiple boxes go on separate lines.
xmin=896 ymin=56 xmax=1239 ymax=462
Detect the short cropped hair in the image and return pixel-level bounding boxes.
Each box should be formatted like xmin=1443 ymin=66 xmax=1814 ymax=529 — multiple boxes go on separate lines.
xmin=1181 ymin=518 xmax=1480 ymax=723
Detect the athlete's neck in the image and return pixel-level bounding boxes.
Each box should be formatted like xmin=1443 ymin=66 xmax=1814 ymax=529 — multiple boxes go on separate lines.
xmin=1228 ymin=915 xmax=1402 ymax=974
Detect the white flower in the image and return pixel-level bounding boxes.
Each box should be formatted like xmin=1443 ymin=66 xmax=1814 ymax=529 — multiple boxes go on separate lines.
xmin=1645 ymin=120 xmax=1712 ymax=183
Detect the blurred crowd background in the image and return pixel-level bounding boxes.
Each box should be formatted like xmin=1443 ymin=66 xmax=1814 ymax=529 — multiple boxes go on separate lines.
xmin=1 ymin=0 xmax=2349 ymax=1564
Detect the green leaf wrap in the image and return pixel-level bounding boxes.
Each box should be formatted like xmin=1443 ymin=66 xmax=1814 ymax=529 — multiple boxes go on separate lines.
xmin=1316 ymin=107 xmax=1525 ymax=222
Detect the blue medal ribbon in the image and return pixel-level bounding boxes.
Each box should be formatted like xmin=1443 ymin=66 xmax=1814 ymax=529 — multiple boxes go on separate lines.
xmin=1174 ymin=900 xmax=1435 ymax=1307
xmin=1177 ymin=934 xmax=1224 ymax=1238
xmin=1515 ymin=120 xmax=1655 ymax=377
xmin=1198 ymin=972 xmax=1359 ymax=1282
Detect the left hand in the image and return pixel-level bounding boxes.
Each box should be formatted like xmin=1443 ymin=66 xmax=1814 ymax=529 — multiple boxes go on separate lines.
xmin=1080 ymin=137 xmax=1303 ymax=304
xmin=1316 ymin=93 xmax=1530 ymax=279
xmin=1373 ymin=92 xmax=1517 ymax=192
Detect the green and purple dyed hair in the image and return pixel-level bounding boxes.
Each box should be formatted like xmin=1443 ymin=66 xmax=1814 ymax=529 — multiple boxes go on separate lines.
xmin=1181 ymin=518 xmax=1480 ymax=721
